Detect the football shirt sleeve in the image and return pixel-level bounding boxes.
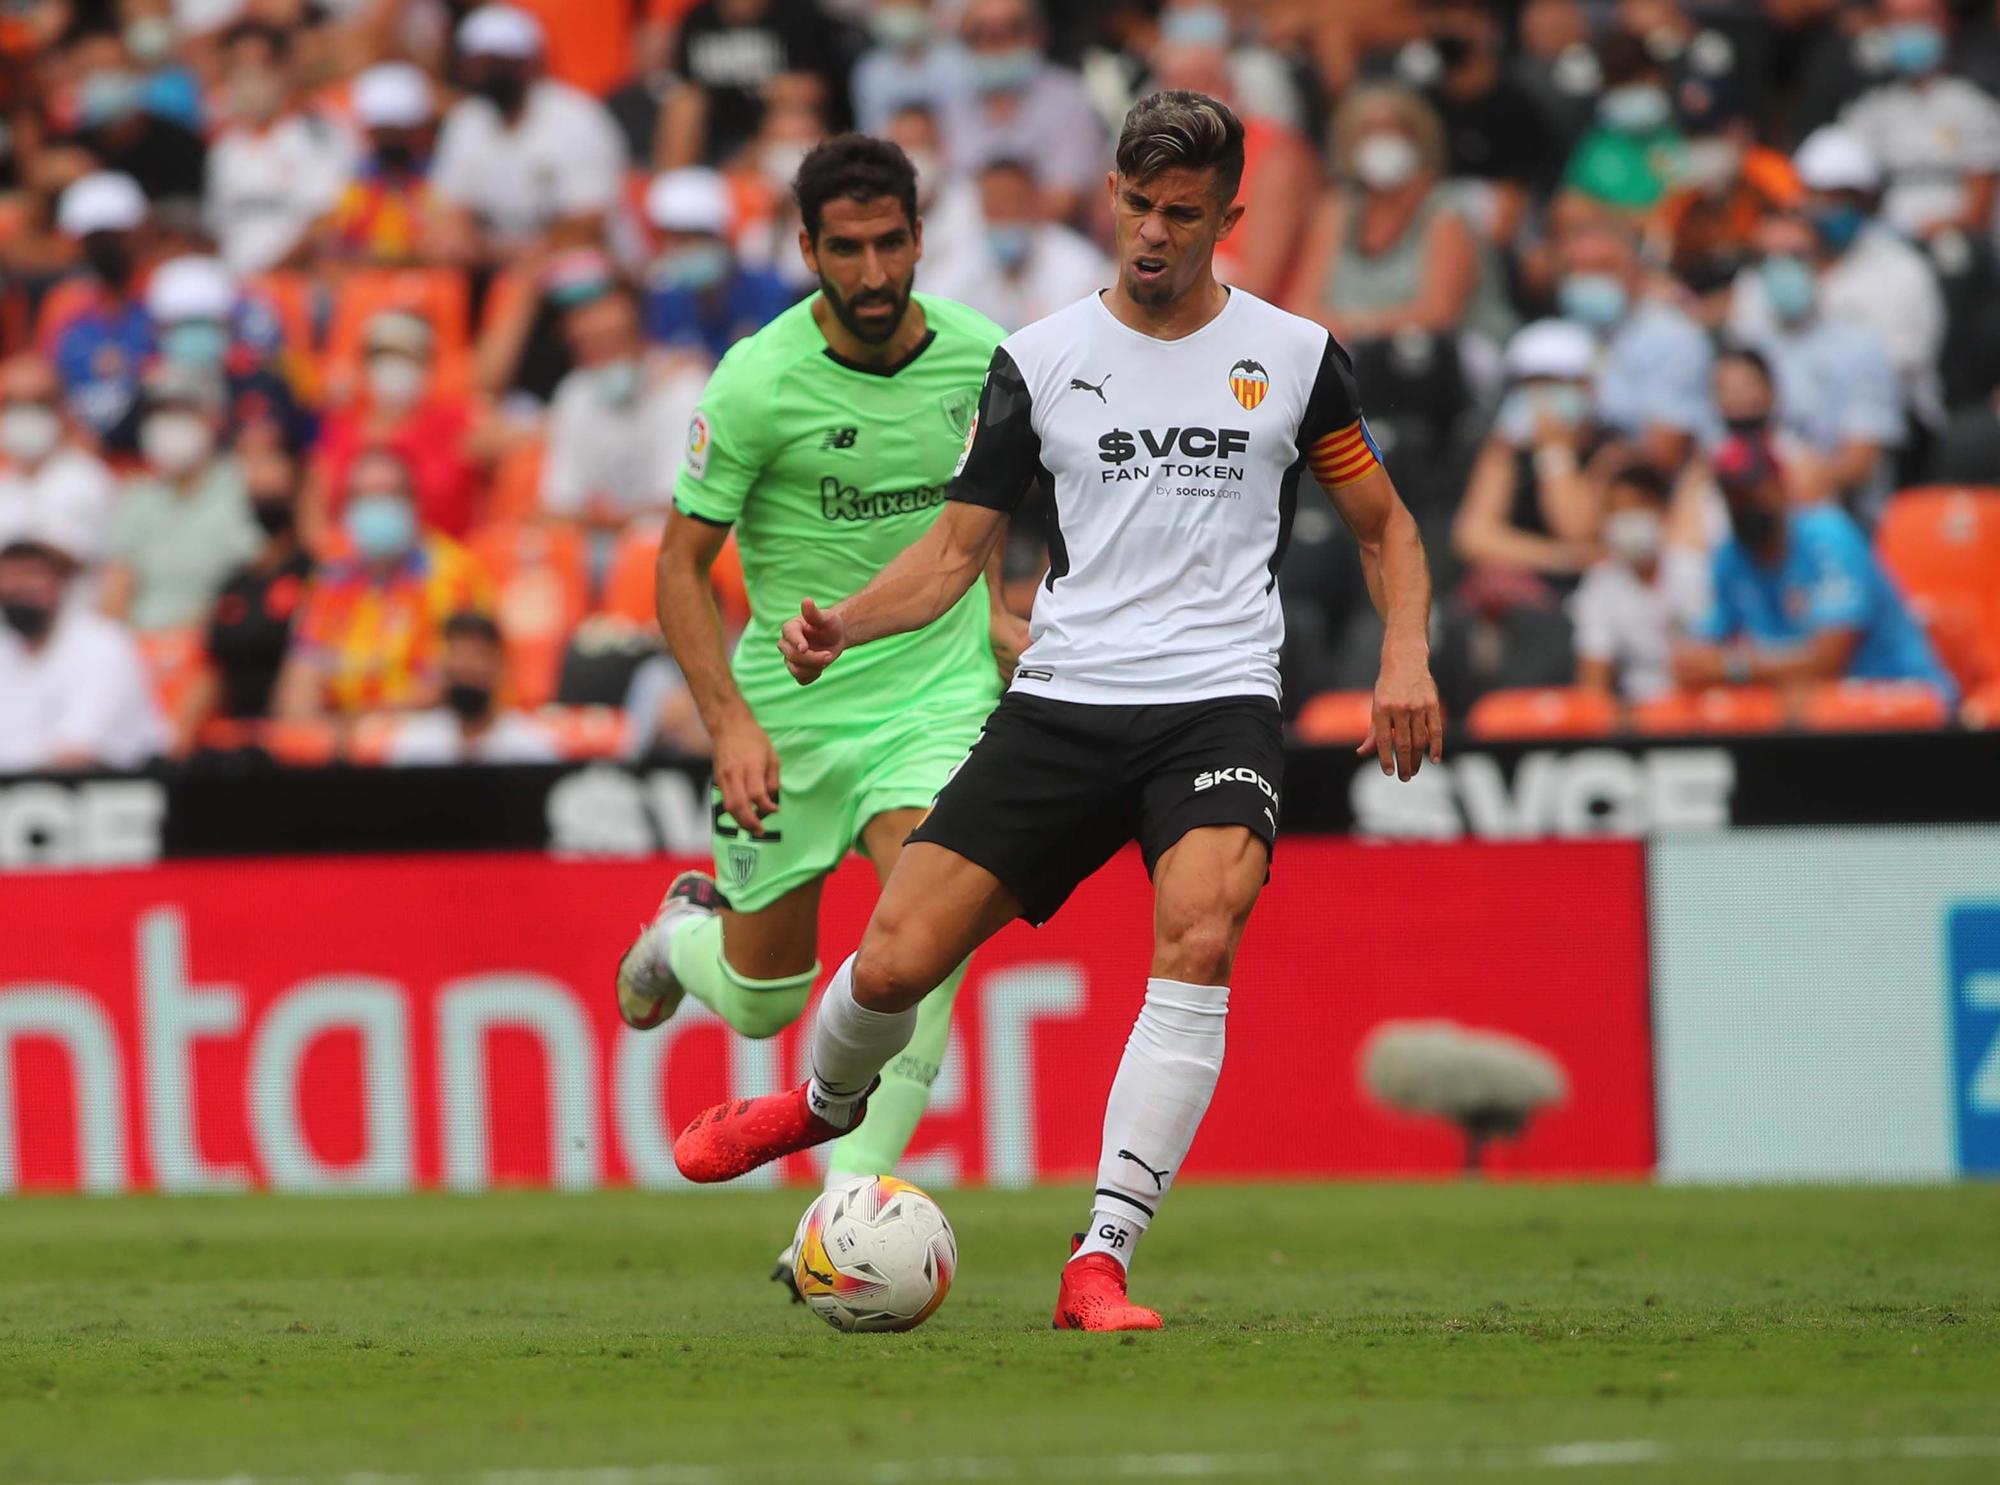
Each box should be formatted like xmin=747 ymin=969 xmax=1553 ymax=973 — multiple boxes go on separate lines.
xmin=1298 ymin=334 xmax=1383 ymax=491
xmin=947 ymin=346 xmax=1042 ymax=514
xmin=673 ymin=347 xmax=769 ymax=528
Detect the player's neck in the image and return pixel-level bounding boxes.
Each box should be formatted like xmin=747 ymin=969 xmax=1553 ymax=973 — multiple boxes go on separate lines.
xmin=813 ymin=295 xmax=930 ymax=372
xmin=1102 ymin=274 xmax=1231 ymax=342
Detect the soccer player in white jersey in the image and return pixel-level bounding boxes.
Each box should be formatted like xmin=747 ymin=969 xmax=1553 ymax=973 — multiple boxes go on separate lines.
xmin=671 ymin=91 xmax=1443 ymax=1330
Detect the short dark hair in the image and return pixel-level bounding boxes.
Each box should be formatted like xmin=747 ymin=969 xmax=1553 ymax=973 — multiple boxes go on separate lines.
xmin=1716 ymin=342 xmax=1775 ymax=385
xmin=0 ymin=539 xmax=61 ymax=567
xmin=1115 ymin=90 xmax=1246 ymax=203
xmin=794 ymin=134 xmax=920 ymax=242
xmin=443 ymin=610 xmax=502 ymax=646
xmin=221 ymin=19 xmax=291 ymax=59
xmin=1607 ymin=462 xmax=1670 ymax=504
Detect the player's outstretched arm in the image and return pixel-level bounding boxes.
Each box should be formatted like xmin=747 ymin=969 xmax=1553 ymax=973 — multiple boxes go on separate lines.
xmin=1328 ymin=463 xmax=1443 ymax=782
xmin=778 ymin=502 xmax=1007 ymax=685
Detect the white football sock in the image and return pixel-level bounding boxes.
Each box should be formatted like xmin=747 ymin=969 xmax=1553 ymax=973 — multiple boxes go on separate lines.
xmin=1073 ymin=977 xmax=1229 ymax=1271
xmin=806 ymin=954 xmax=915 ymax=1130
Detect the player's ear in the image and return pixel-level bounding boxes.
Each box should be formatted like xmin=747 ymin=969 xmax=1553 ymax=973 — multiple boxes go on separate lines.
xmin=798 ymin=225 xmax=819 ymax=279
xmin=911 ymin=213 xmax=924 ymax=265
xmin=1105 ymin=170 xmax=1120 ymax=215
xmin=1215 ymin=200 xmax=1246 ymax=245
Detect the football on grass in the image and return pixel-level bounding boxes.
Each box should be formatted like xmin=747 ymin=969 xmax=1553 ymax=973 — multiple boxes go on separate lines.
xmin=791 ymin=1175 xmax=956 ymax=1333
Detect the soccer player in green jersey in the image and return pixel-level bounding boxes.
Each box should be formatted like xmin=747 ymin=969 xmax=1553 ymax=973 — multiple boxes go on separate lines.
xmin=613 ymin=136 xmax=1024 ymax=1285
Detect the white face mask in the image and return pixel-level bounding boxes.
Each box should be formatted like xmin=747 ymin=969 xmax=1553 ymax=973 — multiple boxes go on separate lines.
xmin=1603 ymin=508 xmax=1664 ymax=566
xmin=0 ymin=404 xmax=62 ymax=465
xmin=366 ymin=353 xmax=427 ymax=409
xmin=140 ymin=411 xmax=213 ymax=476
xmin=1353 ymin=131 xmax=1423 ymax=191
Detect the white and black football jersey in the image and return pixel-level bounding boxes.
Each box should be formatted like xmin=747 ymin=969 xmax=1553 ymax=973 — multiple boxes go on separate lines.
xmin=950 ymin=288 xmax=1382 ymax=706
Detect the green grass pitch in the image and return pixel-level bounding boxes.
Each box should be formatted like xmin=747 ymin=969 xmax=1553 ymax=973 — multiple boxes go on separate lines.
xmin=3 ymin=1183 xmax=1997 ymax=1484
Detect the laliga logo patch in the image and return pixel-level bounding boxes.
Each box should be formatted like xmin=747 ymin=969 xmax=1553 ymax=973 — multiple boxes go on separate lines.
xmin=953 ymin=411 xmax=979 ymax=477
xmin=686 ymin=411 xmax=711 ymax=479
xmin=1228 ymin=358 xmax=1269 ymax=411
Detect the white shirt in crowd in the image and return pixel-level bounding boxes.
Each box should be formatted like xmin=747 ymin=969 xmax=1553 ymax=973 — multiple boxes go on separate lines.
xmin=205 ymin=114 xmax=356 ymax=273
xmin=385 ymin=710 xmax=561 ymax=766
xmin=0 ymin=607 xmax=169 ymax=772
xmin=0 ymin=447 xmax=118 ymax=568
xmin=1839 ymin=76 xmax=2000 ymax=240
xmin=541 ymin=360 xmax=707 ymax=520
xmin=1570 ymin=548 xmax=1712 ymax=704
xmin=927 ymin=223 xmax=1111 ymax=333
xmin=432 ymin=81 xmax=626 ymax=249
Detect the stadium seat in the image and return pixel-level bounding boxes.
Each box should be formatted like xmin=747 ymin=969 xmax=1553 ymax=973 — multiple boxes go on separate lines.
xmin=484 ymin=436 xmax=547 ymax=525
xmin=323 ymin=267 xmax=472 ymax=399
xmin=601 ymin=522 xmax=748 ymax=630
xmin=1800 ymin=680 xmax=1951 ymax=732
xmin=1629 ymin=686 xmax=1786 ymax=735
xmin=1962 ymin=679 xmax=2000 ymax=730
xmin=469 ymin=520 xmax=591 ymax=709
xmin=1292 ymin=690 xmax=1374 ymax=745
xmin=1465 ymin=687 xmax=1617 ymax=741
xmin=135 ymin=628 xmax=209 ymax=730
xmin=1874 ymin=486 xmax=2000 ymax=689
xmin=538 ymin=704 xmax=629 ymax=760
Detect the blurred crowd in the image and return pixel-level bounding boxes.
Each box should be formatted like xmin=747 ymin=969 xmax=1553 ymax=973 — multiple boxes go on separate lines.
xmin=3 ymin=0 xmax=2000 ymax=776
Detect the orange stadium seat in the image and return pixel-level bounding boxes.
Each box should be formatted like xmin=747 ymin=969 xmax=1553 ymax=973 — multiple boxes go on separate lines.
xmin=323 ymin=267 xmax=473 ymax=399
xmin=538 ymin=705 xmax=628 ymax=760
xmin=1874 ymin=486 xmax=2000 ymax=689
xmin=1465 ymin=687 xmax=1617 ymax=741
xmin=469 ymin=520 xmax=591 ymax=709
xmin=1962 ymin=680 xmax=2000 ymax=729
xmin=1629 ymin=686 xmax=1786 ymax=735
xmin=135 ymin=628 xmax=209 ymax=729
xmin=1292 ymin=690 xmax=1374 ymax=745
xmin=484 ymin=436 xmax=547 ymax=525
xmin=1800 ymin=680 xmax=1951 ymax=732
xmin=602 ymin=520 xmax=665 ymax=624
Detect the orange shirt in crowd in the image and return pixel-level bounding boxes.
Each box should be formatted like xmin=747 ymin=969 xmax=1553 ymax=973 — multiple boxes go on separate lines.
xmin=291 ymin=536 xmax=492 ymax=714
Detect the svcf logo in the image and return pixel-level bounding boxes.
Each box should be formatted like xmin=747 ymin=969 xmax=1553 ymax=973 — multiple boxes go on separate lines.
xmin=1228 ymin=358 xmax=1269 ymax=411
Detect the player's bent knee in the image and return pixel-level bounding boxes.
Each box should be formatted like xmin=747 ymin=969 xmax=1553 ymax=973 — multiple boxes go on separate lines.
xmin=851 ymin=933 xmax=941 ymax=1014
xmin=1154 ymin=915 xmax=1238 ymax=986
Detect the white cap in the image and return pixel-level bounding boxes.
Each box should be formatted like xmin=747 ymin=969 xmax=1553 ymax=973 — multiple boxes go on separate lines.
xmin=1504 ymin=318 xmax=1596 ymax=381
xmin=56 ymin=171 xmax=147 ymax=236
xmin=353 ymin=62 xmax=434 ymax=129
xmin=1794 ymin=126 xmax=1881 ymax=193
xmin=646 ymin=167 xmax=732 ymax=236
xmin=146 ymin=255 xmax=236 ymax=323
xmin=457 ymin=4 xmax=543 ymax=59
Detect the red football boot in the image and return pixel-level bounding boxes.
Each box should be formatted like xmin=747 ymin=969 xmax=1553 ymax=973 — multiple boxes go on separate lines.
xmin=1052 ymin=1237 xmax=1163 ymax=1332
xmin=672 ymin=1079 xmax=874 ymax=1184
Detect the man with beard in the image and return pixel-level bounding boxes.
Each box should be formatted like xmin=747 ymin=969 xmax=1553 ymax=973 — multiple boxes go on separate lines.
xmin=613 ymin=135 xmax=1023 ymax=1291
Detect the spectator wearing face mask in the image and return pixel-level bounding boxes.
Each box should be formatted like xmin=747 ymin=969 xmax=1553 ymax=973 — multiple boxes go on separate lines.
xmin=101 ymin=364 xmax=256 ymax=633
xmin=0 ymin=537 xmax=168 ymax=774
xmin=1561 ymin=29 xmax=1684 ymax=214
xmin=202 ymin=21 xmax=354 ymax=275
xmin=1676 ymin=431 xmax=1954 ymax=703
xmin=46 ymin=172 xmax=156 ymax=448
xmin=313 ymin=310 xmax=483 ymax=541
xmin=142 ymin=254 xmax=315 ymax=454
xmin=660 ymin=0 xmax=849 ymax=170
xmin=1572 ymin=462 xmax=1711 ymax=704
xmin=1735 ymin=217 xmax=1904 ymax=521
xmin=925 ymin=158 xmax=1108 ymax=333
xmin=853 ymin=0 xmax=968 ymax=135
xmin=543 ymin=280 xmax=705 ymax=575
xmin=384 ymin=611 xmax=560 ymax=765
xmin=275 ymin=449 xmax=493 ymax=719
xmin=179 ymin=442 xmax=314 ymax=750
xmin=643 ymin=167 xmax=794 ymax=364
xmin=1557 ymin=219 xmax=1715 ymax=473
xmin=942 ymin=0 xmax=1106 ymax=227
xmin=316 ymin=63 xmax=446 ymax=267
xmin=118 ymin=0 xmax=200 ymax=131
xmin=1657 ymin=80 xmax=1804 ymax=328
xmin=0 ymin=354 xmax=117 ymax=577
xmin=1729 ymin=126 xmax=1946 ymax=431
xmin=1839 ymin=0 xmax=2000 ymax=241
xmin=60 ymin=20 xmax=206 ymax=208
xmin=431 ymin=6 xmax=627 ymax=263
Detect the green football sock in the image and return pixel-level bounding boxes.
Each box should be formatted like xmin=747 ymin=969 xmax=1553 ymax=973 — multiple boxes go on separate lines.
xmin=825 ymin=957 xmax=968 ymax=1178
xmin=664 ymin=912 xmax=815 ymax=1040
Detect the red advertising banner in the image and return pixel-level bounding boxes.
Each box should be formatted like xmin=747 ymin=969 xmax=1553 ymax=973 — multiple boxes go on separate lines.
xmin=0 ymin=841 xmax=1652 ymax=1193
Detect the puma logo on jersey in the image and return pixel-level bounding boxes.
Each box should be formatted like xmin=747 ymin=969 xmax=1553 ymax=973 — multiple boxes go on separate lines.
xmin=1070 ymin=373 xmax=1112 ymax=402
xmin=1117 ymin=1149 xmax=1169 ymax=1190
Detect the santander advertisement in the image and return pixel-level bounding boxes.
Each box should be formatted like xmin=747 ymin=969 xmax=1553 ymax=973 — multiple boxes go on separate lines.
xmin=0 ymin=842 xmax=1653 ymax=1193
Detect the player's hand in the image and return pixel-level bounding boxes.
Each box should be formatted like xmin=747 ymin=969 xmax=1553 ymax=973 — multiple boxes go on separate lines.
xmin=712 ymin=713 xmax=781 ymax=836
xmin=777 ymin=597 xmax=847 ymax=685
xmin=1359 ymin=648 xmax=1444 ymax=782
xmin=989 ymin=608 xmax=1031 ymax=683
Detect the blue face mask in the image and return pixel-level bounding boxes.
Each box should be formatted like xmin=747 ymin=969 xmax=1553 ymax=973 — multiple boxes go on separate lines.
xmin=656 ymin=242 xmax=732 ymax=293
xmin=1496 ymin=383 xmax=1592 ymax=444
xmin=346 ymin=493 xmax=417 ymax=563
xmin=1558 ymin=272 xmax=1629 ymax=331
xmin=1759 ymin=254 xmax=1817 ymax=323
xmin=79 ymin=70 xmax=146 ymax=128
xmin=162 ymin=320 xmax=231 ymax=371
xmin=1811 ymin=203 xmax=1866 ymax=253
xmin=1882 ymin=22 xmax=1946 ymax=78
xmin=1160 ymin=6 xmax=1232 ymax=47
xmin=986 ymin=225 xmax=1032 ymax=271
xmin=589 ymin=358 xmax=641 ymax=405
xmin=968 ymin=47 xmax=1040 ymax=96
xmin=1598 ymin=83 xmax=1671 ymax=135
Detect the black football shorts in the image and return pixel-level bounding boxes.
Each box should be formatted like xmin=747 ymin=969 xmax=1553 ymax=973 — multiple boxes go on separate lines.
xmin=907 ymin=690 xmax=1283 ymax=925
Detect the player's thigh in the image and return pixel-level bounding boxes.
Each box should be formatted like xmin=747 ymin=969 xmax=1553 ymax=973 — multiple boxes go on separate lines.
xmin=858 ymin=806 xmax=928 ymax=888
xmin=1148 ymin=825 xmax=1269 ymax=986
xmin=853 ymin=843 xmax=1023 ymax=1012
xmin=709 ymin=724 xmax=859 ymax=959
xmin=718 ymin=874 xmax=825 ymax=980
xmin=852 ymin=702 xmax=991 ymax=888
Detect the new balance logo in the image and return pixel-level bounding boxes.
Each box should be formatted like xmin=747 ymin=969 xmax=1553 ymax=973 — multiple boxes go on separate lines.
xmin=1117 ymin=1149 xmax=1169 ymax=1191
xmin=1070 ymin=374 xmax=1111 ymax=403
xmin=820 ymin=426 xmax=859 ymax=450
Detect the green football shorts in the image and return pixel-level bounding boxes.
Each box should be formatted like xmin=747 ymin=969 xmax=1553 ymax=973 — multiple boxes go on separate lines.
xmin=710 ymin=700 xmax=991 ymax=913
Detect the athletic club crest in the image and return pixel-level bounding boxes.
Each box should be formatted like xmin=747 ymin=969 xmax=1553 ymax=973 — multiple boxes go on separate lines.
xmin=725 ymin=843 xmax=758 ymax=888
xmin=1228 ymin=358 xmax=1269 ymax=411
xmin=941 ymin=386 xmax=976 ymax=439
